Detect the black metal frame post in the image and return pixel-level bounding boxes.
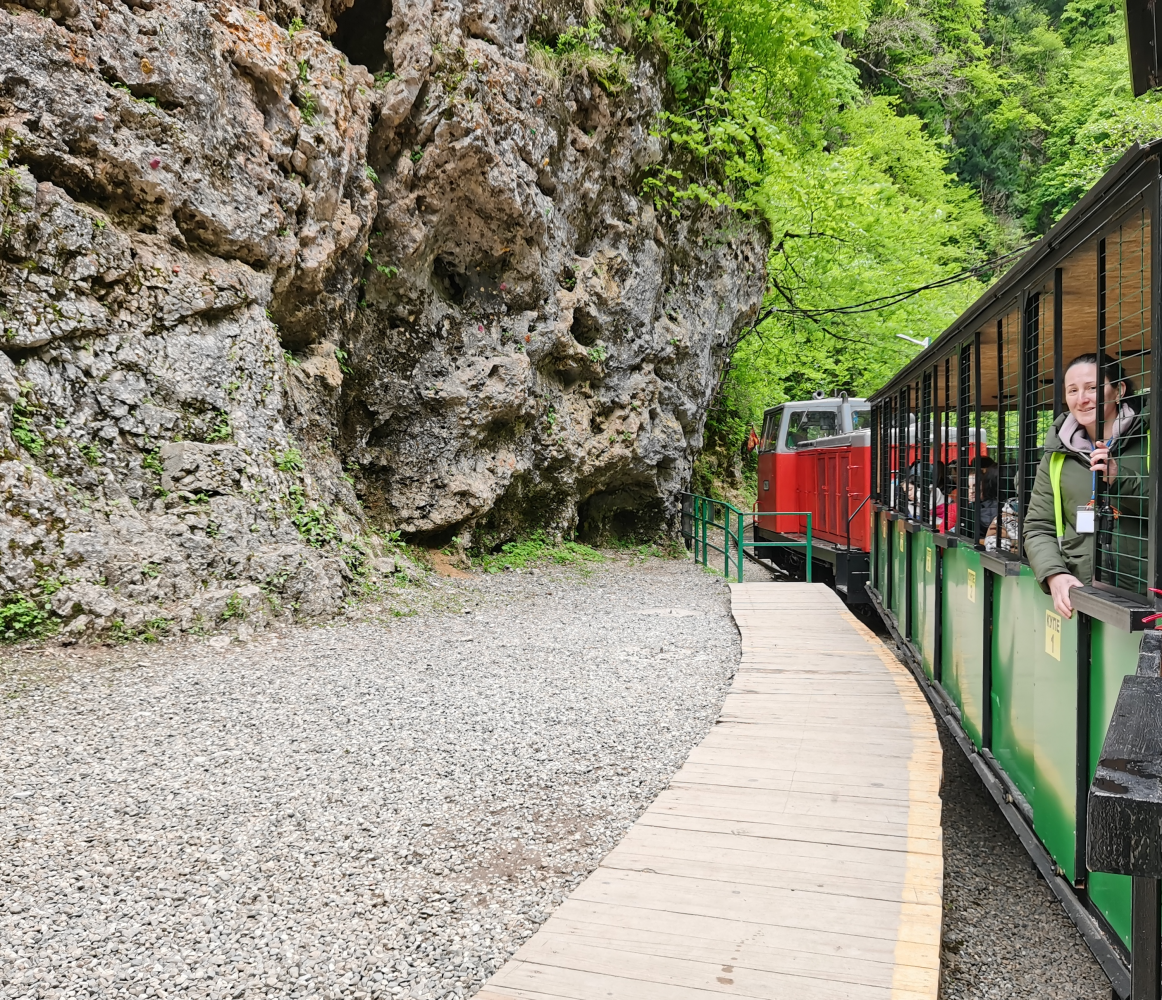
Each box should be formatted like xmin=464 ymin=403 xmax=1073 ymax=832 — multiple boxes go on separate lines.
xmin=983 ymin=567 xmax=994 ymax=749
xmin=1149 ymin=176 xmax=1162 ymax=602
xmin=1054 ymin=267 xmax=1065 ymax=418
xmin=1017 ymin=290 xmax=1031 ymax=557
xmin=1074 ymin=612 xmax=1092 ymax=887
xmin=975 ymin=333 xmax=984 ymax=546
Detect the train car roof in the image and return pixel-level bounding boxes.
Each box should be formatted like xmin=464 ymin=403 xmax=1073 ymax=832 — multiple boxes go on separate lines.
xmin=762 ymin=397 xmax=868 ymax=414
xmin=869 ymin=138 xmax=1162 ymax=403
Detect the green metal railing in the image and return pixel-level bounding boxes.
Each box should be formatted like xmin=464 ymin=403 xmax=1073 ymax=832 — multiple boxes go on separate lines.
xmin=680 ymin=492 xmax=813 ymax=583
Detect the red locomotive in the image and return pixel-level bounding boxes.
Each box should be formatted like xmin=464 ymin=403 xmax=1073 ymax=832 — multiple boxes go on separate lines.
xmin=753 ymin=394 xmax=988 ymax=604
xmin=754 ymin=394 xmax=874 ymax=603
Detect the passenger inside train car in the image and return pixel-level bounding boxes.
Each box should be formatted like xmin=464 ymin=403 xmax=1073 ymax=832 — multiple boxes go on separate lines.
xmin=1023 ymin=353 xmax=1149 ymax=618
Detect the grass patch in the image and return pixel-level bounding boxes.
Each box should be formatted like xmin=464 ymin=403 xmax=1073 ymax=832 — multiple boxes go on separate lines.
xmin=477 ymin=531 xmax=605 ymax=574
xmin=0 ymin=594 xmax=53 ymax=642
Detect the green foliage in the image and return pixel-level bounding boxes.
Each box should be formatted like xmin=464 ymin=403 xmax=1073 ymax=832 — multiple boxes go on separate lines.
xmin=221 ymin=593 xmax=246 ymax=621
xmin=477 ymin=531 xmax=605 ymax=573
xmin=79 ymin=441 xmax=101 ymax=466
xmin=275 ymin=447 xmax=304 ymax=472
xmin=12 ymin=383 xmax=43 ymax=456
xmin=376 ymin=264 xmax=399 ymax=278
xmin=297 ymin=58 xmax=310 ymax=83
xmin=530 ymin=17 xmax=631 ymax=93
xmin=287 ymin=15 xmax=304 ymax=37
xmin=286 ymin=485 xmax=340 ymax=547
xmin=0 ymin=594 xmax=51 ymax=642
xmin=586 ymin=344 xmax=608 ymax=364
xmin=364 ymin=164 xmax=379 ymax=183
xmin=295 ymin=89 xmax=318 ymax=125
xmin=205 ymin=413 xmax=232 ymax=442
xmin=142 ymin=449 xmax=164 ymax=475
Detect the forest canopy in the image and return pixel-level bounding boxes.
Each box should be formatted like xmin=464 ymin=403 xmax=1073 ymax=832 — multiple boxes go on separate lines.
xmin=619 ymin=0 xmax=1162 ymax=498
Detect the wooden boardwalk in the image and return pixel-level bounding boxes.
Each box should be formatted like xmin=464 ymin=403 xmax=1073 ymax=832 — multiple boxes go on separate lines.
xmin=478 ymin=582 xmax=943 ymax=1000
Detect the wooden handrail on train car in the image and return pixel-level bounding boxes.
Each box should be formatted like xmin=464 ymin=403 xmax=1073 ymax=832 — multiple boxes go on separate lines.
xmin=679 ymin=492 xmax=814 ymax=583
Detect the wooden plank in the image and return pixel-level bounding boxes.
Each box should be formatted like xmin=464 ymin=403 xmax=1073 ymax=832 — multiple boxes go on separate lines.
xmin=480 ymin=582 xmax=943 ymax=1000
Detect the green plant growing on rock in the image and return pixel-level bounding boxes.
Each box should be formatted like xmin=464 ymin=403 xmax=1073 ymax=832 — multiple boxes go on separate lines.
xmin=205 ymin=413 xmax=232 ymax=442
xmin=0 ymin=594 xmax=52 ymax=642
xmin=141 ymin=449 xmax=164 ymax=475
xmin=12 ymin=384 xmax=43 ymax=456
xmin=295 ymin=90 xmax=318 ymax=125
xmin=477 ymin=531 xmax=605 ymax=573
xmin=79 ymin=442 xmax=101 ymax=466
xmin=275 ymin=447 xmax=303 ymax=472
xmin=530 ymin=17 xmax=629 ymax=93
xmin=587 ymin=344 xmax=608 ymax=363
xmin=287 ymin=15 xmax=303 ymax=37
xmin=286 ymin=486 xmax=340 ymax=547
xmin=221 ymin=592 xmax=246 ymax=621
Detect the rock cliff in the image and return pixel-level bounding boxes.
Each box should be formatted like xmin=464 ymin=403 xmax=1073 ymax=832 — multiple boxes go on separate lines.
xmin=0 ymin=0 xmax=766 ymax=635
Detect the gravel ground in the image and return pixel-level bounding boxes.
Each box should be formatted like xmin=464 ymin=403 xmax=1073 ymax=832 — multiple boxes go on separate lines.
xmin=1 ymin=555 xmax=740 ymax=1000
xmin=936 ymin=716 xmax=1113 ymax=999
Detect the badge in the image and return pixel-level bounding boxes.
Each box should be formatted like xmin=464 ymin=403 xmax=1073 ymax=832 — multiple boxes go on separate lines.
xmin=1076 ymin=506 xmax=1095 ymax=534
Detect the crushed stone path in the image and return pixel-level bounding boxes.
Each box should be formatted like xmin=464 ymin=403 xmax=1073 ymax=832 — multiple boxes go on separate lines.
xmin=0 ymin=556 xmax=740 ymax=1000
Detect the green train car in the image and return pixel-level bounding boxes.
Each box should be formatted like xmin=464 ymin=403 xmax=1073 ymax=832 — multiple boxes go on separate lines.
xmin=868 ymin=141 xmax=1162 ymax=996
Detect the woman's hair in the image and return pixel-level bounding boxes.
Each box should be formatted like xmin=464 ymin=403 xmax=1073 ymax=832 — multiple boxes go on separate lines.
xmin=980 ymin=464 xmax=999 ymax=502
xmin=1065 ymin=352 xmax=1140 ymax=412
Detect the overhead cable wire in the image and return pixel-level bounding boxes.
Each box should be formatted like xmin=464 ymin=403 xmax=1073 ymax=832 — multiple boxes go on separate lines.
xmin=754 ymin=238 xmax=1042 ymax=324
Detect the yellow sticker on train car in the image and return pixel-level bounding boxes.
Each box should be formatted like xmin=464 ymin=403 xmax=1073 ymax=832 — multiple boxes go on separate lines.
xmin=967 ymin=569 xmax=977 ymax=603
xmin=1045 ymin=610 xmax=1062 ymax=661
xmin=899 ymin=528 xmax=905 ymax=552
xmin=926 ymin=547 xmax=933 ymax=573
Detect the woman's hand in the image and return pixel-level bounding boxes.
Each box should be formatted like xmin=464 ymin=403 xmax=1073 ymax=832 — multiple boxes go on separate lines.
xmin=1090 ymin=444 xmax=1118 ymax=482
xmin=1048 ymin=573 xmax=1084 ymax=618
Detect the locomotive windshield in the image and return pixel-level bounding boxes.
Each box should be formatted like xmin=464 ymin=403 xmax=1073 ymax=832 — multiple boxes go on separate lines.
xmin=785 ymin=409 xmax=838 ymax=448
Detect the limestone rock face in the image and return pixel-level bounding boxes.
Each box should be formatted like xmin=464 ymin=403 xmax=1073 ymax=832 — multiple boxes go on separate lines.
xmin=0 ymin=0 xmax=765 ymax=631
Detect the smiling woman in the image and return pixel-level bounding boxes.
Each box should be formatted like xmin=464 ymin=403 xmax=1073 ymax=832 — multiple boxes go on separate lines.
xmin=1023 ymin=352 xmax=1150 ymax=618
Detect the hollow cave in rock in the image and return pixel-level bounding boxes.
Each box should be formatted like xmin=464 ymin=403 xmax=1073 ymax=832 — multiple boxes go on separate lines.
xmin=330 ymin=0 xmax=392 ymax=74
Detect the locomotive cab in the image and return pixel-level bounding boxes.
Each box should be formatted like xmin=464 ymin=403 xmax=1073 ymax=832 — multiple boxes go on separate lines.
xmin=755 ymin=396 xmax=873 ymax=603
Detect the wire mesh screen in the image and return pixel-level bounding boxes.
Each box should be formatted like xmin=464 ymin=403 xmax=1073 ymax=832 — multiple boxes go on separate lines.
xmin=939 ymin=356 xmax=957 ymax=533
xmin=977 ymin=309 xmax=1021 ymax=551
xmin=896 ymin=386 xmax=910 ymax=514
xmin=1021 ymin=286 xmax=1056 ymax=555
xmin=921 ymin=369 xmax=933 ymax=524
xmin=1097 ymin=207 xmax=1152 ymax=595
xmin=958 ymin=342 xmax=975 ymax=539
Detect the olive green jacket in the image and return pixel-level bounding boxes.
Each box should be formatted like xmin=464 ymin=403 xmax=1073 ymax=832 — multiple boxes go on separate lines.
xmin=1023 ymin=410 xmax=1149 ymax=591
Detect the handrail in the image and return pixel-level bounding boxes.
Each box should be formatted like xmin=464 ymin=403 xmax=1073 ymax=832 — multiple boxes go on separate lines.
xmin=845 ymin=494 xmax=871 ymax=552
xmin=680 ymin=492 xmax=814 ymax=583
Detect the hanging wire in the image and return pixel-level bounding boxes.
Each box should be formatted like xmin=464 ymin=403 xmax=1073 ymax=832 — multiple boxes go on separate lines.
xmin=753 ymin=238 xmax=1041 ymax=324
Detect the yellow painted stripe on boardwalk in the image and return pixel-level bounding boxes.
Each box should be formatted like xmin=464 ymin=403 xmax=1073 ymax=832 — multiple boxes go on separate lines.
xmin=481 ymin=582 xmax=943 ymax=1000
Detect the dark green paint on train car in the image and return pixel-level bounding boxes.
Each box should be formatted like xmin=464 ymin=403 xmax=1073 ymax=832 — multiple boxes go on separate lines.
xmin=1087 ymin=622 xmax=1144 ymax=948
xmin=1031 ymin=583 xmax=1080 ymax=883
xmin=941 ymin=547 xmax=985 ymax=748
xmin=876 ymin=512 xmax=890 ymax=603
xmin=891 ymin=520 xmax=908 ymax=624
xmin=911 ymin=533 xmax=938 ymax=679
xmin=990 ymin=570 xmax=1037 ymax=806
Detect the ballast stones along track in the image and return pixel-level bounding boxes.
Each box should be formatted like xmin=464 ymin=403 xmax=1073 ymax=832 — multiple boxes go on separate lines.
xmin=0 ymin=558 xmax=739 ymax=1000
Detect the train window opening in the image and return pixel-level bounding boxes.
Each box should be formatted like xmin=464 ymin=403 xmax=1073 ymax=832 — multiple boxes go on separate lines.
xmin=785 ymin=409 xmax=838 ymax=449
xmin=920 ymin=370 xmax=934 ymax=525
xmin=1097 ymin=206 xmax=1152 ymax=596
xmin=1020 ymin=284 xmax=1056 ymax=557
xmin=934 ymin=355 xmax=952 ymax=534
xmin=850 ymin=408 xmax=872 ymax=431
xmin=957 ymin=342 xmax=976 ymax=540
xmin=977 ymin=309 xmax=1020 ymax=551
xmin=896 ymin=386 xmax=910 ymax=514
xmin=759 ymin=407 xmax=783 ymax=453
